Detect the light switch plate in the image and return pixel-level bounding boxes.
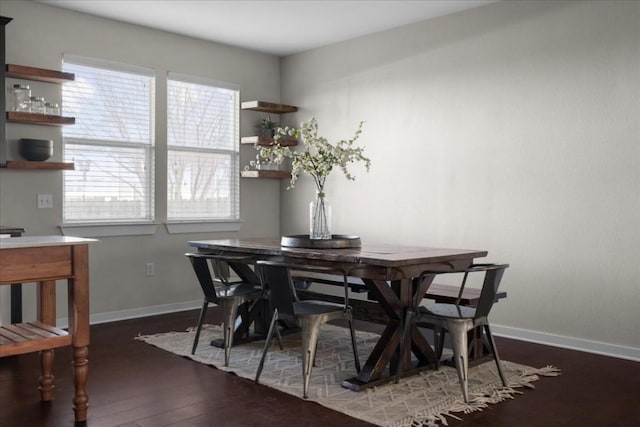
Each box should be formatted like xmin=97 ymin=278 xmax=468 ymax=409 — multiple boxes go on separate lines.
xmin=37 ymin=194 xmax=53 ymax=209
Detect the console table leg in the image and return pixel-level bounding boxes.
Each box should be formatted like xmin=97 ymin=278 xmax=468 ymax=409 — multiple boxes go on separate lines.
xmin=38 ymin=349 xmax=55 ymax=401
xmin=72 ymin=345 xmax=89 ymax=422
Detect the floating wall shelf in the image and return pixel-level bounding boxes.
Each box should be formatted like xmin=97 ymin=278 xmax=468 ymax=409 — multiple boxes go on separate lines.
xmin=241 ymin=100 xmax=298 ymax=114
xmin=240 ymin=136 xmax=298 ymax=147
xmin=6 ymin=64 xmax=75 ymax=84
xmin=1 ymin=160 xmax=75 ymax=170
xmin=6 ymin=112 xmax=75 ymax=126
xmin=240 ymin=170 xmax=291 ymax=179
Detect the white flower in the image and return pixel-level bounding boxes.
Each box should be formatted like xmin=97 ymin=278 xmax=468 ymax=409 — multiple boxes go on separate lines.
xmin=248 ymin=117 xmax=371 ymax=191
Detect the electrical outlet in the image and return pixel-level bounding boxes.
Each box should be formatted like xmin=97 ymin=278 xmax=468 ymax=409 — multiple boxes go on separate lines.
xmin=145 ymin=262 xmax=155 ymax=277
xmin=37 ymin=194 xmax=53 ymax=209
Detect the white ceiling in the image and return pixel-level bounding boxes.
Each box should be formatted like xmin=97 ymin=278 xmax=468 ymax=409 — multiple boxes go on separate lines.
xmin=36 ymin=0 xmax=496 ymax=56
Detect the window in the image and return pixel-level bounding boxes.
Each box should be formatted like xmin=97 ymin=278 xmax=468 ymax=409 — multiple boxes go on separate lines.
xmin=62 ymin=56 xmax=155 ymax=224
xmin=167 ymin=73 xmax=240 ymax=222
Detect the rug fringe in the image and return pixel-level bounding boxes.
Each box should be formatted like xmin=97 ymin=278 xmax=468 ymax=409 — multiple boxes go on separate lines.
xmin=393 ymin=365 xmax=561 ymax=427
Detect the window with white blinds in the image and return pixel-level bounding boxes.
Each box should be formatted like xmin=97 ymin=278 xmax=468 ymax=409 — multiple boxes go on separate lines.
xmin=62 ymin=56 xmax=155 ymax=224
xmin=167 ymin=73 xmax=240 ymax=221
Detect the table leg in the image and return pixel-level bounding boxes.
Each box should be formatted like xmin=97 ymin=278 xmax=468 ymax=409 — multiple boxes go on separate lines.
xmin=342 ymin=321 xmax=401 ymax=390
xmin=37 ymin=280 xmax=56 ymax=401
xmin=38 ymin=349 xmax=55 ymax=400
xmin=343 ymin=277 xmax=439 ymax=390
xmin=69 ymin=245 xmax=90 ymax=423
xmin=72 ymin=345 xmax=89 ymax=422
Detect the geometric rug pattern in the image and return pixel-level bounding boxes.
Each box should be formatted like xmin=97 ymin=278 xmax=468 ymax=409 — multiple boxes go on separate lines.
xmin=136 ymin=324 xmax=560 ymax=427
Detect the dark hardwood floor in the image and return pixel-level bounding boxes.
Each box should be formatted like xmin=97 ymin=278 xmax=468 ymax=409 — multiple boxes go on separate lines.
xmin=1 ymin=309 xmax=638 ymax=427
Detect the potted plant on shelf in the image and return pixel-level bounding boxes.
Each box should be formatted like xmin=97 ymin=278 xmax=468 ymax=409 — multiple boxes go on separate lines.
xmin=247 ymin=117 xmax=371 ymax=239
xmin=256 ymin=114 xmax=280 ymax=138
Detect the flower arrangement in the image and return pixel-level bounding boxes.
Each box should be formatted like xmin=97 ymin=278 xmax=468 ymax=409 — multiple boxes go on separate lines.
xmin=248 ymin=117 xmax=371 ymax=240
xmin=248 ymin=117 xmax=371 ymax=192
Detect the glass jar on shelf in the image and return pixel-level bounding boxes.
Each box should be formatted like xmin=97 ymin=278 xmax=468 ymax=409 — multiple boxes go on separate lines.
xmin=45 ymin=102 xmax=61 ymax=116
xmin=29 ymin=96 xmax=46 ymax=114
xmin=11 ymin=84 xmax=31 ymax=112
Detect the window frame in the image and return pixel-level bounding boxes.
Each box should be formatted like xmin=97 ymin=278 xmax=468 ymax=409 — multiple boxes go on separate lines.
xmin=165 ymin=72 xmax=241 ymax=227
xmin=61 ymin=55 xmax=156 ymax=231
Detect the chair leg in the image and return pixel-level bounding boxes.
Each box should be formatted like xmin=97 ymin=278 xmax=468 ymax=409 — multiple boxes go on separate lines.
xmin=484 ymin=324 xmax=508 ymax=387
xmin=274 ymin=320 xmax=284 ymax=350
xmin=347 ymin=311 xmax=361 ymax=373
xmin=255 ymin=309 xmax=279 ymax=384
xmin=433 ymin=326 xmax=445 ymax=369
xmin=191 ymin=300 xmax=209 ymax=355
xmin=448 ymin=320 xmax=470 ymax=403
xmin=300 ymin=317 xmax=323 ymax=399
xmin=222 ymin=301 xmax=241 ymax=367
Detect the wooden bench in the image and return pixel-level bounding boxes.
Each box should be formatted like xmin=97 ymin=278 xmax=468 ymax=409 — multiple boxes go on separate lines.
xmin=425 ymin=283 xmax=507 ymax=306
xmin=291 ymin=271 xmax=507 ymax=309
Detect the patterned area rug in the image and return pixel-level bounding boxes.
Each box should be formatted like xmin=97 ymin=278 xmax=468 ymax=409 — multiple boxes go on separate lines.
xmin=136 ymin=324 xmax=559 ymax=427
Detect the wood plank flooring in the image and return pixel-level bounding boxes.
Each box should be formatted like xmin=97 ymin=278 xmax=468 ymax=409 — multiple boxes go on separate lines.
xmin=1 ymin=309 xmax=638 ymax=426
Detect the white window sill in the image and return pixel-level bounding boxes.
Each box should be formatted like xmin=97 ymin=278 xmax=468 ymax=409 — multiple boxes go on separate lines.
xmin=165 ymin=220 xmax=242 ymax=234
xmin=60 ymin=223 xmax=159 ymax=237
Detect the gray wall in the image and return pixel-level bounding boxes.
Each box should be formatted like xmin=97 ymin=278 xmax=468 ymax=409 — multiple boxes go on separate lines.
xmin=1 ymin=0 xmax=638 ymax=360
xmin=279 ymin=1 xmax=639 ymax=358
xmin=0 ymin=1 xmax=282 ymax=323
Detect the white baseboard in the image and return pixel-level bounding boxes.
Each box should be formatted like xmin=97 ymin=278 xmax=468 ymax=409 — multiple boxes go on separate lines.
xmin=56 ymin=299 xmax=202 ymax=329
xmin=52 ymin=303 xmax=639 ymax=363
xmin=492 ymin=324 xmax=640 ymax=362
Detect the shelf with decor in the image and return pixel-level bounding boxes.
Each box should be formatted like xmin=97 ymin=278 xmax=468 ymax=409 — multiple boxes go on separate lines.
xmin=241 ymin=100 xmax=297 ymax=179
xmin=5 ymin=64 xmax=76 ymax=127
xmin=1 ymin=21 xmax=76 ymax=169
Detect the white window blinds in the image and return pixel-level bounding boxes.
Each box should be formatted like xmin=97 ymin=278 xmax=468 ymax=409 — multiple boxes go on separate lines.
xmin=62 ymin=56 xmax=155 ymax=224
xmin=167 ymin=73 xmax=240 ymax=221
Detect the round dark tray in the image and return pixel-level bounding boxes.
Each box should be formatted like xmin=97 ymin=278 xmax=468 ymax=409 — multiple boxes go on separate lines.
xmin=281 ymin=234 xmax=362 ymax=249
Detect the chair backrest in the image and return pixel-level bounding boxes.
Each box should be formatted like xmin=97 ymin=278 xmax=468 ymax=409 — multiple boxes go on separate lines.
xmin=185 ymin=252 xmax=254 ymax=304
xmin=256 ymin=261 xmax=297 ymax=317
xmin=423 ymin=263 xmax=509 ymax=318
xmin=256 ymin=260 xmax=348 ymax=317
xmin=473 ymin=264 xmax=508 ymax=318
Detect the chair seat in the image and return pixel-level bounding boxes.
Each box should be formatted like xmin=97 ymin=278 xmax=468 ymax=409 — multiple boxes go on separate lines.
xmin=186 ymin=252 xmax=265 ymax=365
xmin=215 ymin=283 xmax=263 ymax=300
xmin=293 ymin=300 xmax=344 ymax=316
xmin=418 ymin=303 xmax=477 ymax=319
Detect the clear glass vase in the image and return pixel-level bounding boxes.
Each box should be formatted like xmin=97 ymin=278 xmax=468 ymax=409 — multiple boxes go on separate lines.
xmin=309 ymin=191 xmax=332 ymax=240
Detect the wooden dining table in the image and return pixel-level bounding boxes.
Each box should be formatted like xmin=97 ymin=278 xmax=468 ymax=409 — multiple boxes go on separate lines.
xmin=187 ymin=237 xmax=487 ymax=390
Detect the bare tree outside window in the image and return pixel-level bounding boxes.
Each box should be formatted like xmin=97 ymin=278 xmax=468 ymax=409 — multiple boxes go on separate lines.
xmin=62 ymin=58 xmax=154 ymax=223
xmin=167 ymin=76 xmax=239 ymax=221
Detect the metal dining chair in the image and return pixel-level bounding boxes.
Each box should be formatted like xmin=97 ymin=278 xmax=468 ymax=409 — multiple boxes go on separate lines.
xmin=254 ymin=260 xmax=361 ymax=398
xmin=400 ymin=263 xmax=509 ymax=403
xmin=185 ymin=252 xmax=265 ymax=366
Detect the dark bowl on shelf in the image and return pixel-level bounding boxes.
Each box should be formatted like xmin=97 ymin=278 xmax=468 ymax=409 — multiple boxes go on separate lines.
xmin=19 ymin=138 xmax=53 ymax=161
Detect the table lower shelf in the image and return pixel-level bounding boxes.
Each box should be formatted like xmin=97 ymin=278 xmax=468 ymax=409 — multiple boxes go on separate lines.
xmin=0 ymin=321 xmax=71 ymax=357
